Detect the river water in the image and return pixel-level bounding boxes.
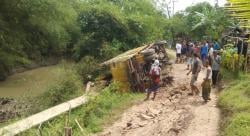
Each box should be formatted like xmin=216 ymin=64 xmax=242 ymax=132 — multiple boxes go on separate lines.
xmin=0 ymin=66 xmax=59 ymax=98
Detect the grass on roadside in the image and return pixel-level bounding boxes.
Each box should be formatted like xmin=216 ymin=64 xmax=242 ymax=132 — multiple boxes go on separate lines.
xmin=20 ymin=83 xmax=143 ymax=136
xmin=218 ymin=71 xmax=250 ymax=136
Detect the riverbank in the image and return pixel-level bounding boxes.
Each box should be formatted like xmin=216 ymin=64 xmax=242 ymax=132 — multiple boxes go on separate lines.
xmin=0 ymin=61 xmax=83 ymax=125
xmin=0 ymin=57 xmax=60 ymax=81
xmin=218 ymin=71 xmax=250 ymax=136
xmin=0 ymin=65 xmax=59 ymax=98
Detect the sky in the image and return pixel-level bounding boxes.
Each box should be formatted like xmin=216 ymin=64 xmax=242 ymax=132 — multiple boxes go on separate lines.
xmin=174 ymin=0 xmax=227 ymax=12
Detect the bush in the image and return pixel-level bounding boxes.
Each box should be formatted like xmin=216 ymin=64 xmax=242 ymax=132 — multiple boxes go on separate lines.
xmin=26 ymin=66 xmax=82 ymax=114
xmin=100 ymin=39 xmax=123 ymax=60
xmin=42 ymin=70 xmax=81 ymax=106
xmin=221 ymin=49 xmax=245 ymax=73
xmin=75 ymin=56 xmax=99 ymax=83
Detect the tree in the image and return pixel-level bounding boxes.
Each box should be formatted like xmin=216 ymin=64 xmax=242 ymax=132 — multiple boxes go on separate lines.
xmin=183 ymin=2 xmax=231 ymax=40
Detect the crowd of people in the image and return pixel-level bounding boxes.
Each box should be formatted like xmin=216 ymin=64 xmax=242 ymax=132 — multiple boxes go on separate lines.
xmin=177 ymin=40 xmax=221 ymax=102
xmin=144 ymin=40 xmax=221 ymax=103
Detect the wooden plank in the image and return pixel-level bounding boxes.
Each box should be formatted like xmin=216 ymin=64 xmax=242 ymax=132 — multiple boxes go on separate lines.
xmin=0 ymin=96 xmax=88 ymax=136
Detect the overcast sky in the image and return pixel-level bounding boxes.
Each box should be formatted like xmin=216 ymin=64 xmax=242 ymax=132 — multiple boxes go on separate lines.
xmin=155 ymin=0 xmax=229 ymax=13
xmin=174 ymin=0 xmax=227 ymax=12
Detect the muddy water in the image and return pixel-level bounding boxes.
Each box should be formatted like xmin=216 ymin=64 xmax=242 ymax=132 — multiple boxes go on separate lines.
xmin=0 ymin=66 xmax=60 ymax=98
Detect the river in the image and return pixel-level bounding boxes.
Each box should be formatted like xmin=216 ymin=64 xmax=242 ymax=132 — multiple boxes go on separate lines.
xmin=0 ymin=66 xmax=60 ymax=98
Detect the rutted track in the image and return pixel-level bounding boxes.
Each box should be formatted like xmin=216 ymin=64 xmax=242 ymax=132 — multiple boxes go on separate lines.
xmin=95 ymin=63 xmax=220 ymax=136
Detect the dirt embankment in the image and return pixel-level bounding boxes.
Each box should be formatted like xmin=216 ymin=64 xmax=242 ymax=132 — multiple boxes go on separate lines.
xmin=95 ymin=63 xmax=220 ymax=136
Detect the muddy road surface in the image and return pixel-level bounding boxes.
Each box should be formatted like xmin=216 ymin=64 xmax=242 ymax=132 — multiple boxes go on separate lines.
xmin=95 ymin=63 xmax=220 ymax=136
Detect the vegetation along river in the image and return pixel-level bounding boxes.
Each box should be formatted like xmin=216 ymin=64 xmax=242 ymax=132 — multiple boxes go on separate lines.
xmin=0 ymin=66 xmax=60 ymax=98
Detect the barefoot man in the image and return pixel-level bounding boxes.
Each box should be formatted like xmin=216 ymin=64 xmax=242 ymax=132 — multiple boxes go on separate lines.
xmin=187 ymin=53 xmax=202 ymax=95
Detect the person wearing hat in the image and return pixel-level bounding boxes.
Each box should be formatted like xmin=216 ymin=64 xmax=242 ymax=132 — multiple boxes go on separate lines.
xmin=211 ymin=50 xmax=221 ymax=87
xmin=145 ymin=59 xmax=161 ymax=101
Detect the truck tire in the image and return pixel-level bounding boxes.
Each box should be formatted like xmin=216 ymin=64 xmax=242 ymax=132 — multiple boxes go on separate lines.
xmin=141 ymin=49 xmax=155 ymax=56
xmin=144 ymin=54 xmax=157 ymax=62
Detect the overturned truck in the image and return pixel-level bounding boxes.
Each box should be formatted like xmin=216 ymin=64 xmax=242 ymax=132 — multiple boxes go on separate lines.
xmin=101 ymin=41 xmax=169 ymax=92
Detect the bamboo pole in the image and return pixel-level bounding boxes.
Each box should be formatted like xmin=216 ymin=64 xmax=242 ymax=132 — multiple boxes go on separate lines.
xmin=0 ymin=96 xmax=88 ymax=136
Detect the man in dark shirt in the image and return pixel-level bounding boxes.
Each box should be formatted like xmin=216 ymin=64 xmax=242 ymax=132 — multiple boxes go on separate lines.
xmin=187 ymin=53 xmax=202 ymax=95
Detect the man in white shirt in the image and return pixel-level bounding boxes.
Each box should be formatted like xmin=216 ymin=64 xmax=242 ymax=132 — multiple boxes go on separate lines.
xmin=208 ymin=43 xmax=214 ymax=66
xmin=176 ymin=42 xmax=182 ymax=63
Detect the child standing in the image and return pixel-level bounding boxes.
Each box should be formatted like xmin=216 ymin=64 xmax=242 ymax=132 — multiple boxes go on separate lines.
xmin=201 ymin=60 xmax=212 ymax=102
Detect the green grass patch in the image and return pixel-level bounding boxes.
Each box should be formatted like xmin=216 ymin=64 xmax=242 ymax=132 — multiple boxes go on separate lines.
xmin=20 ymin=83 xmax=143 ymax=135
xmin=219 ymin=71 xmax=250 ymax=136
xmin=222 ymin=112 xmax=250 ymax=136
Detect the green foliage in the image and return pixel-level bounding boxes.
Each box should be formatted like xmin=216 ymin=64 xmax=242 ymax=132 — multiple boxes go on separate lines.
xmin=0 ymin=0 xmax=81 ymax=79
xmin=74 ymin=0 xmax=167 ymax=59
xmin=0 ymin=0 xmax=168 ymax=79
xmin=219 ymin=74 xmax=250 ymax=136
xmin=42 ymin=69 xmax=81 ymax=106
xmin=164 ymin=2 xmax=232 ymax=41
xmin=75 ymin=56 xmax=99 ymax=83
xmin=100 ymin=40 xmax=123 ymax=60
xmin=26 ymin=66 xmax=82 ymax=114
xmin=20 ymin=83 xmax=143 ymax=135
xmin=223 ymin=113 xmax=250 ymax=136
xmin=221 ymin=48 xmax=245 ymax=73
xmin=219 ymin=75 xmax=250 ymax=112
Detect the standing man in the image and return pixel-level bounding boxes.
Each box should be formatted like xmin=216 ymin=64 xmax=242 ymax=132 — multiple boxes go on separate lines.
xmin=181 ymin=41 xmax=187 ymax=63
xmin=193 ymin=42 xmax=200 ymax=57
xmin=201 ymin=60 xmax=212 ymax=102
xmin=187 ymin=53 xmax=202 ymax=95
xmin=186 ymin=42 xmax=193 ymax=70
xmin=208 ymin=43 xmax=214 ymax=65
xmin=176 ymin=41 xmax=182 ymax=64
xmin=212 ymin=51 xmax=221 ymax=87
xmin=213 ymin=41 xmax=220 ymax=51
xmin=200 ymin=41 xmax=208 ymax=65
xmin=145 ymin=59 xmax=161 ymax=101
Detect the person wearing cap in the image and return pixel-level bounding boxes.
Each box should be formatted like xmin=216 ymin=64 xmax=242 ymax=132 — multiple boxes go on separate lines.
xmin=145 ymin=59 xmax=161 ymax=101
xmin=211 ymin=50 xmax=221 ymax=87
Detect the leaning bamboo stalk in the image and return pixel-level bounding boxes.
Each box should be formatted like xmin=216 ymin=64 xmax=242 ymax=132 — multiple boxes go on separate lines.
xmin=0 ymin=96 xmax=88 ymax=136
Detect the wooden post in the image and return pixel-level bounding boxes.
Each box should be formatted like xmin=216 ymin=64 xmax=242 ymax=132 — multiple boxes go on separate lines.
xmin=64 ymin=102 xmax=72 ymax=136
xmin=64 ymin=127 xmax=72 ymax=136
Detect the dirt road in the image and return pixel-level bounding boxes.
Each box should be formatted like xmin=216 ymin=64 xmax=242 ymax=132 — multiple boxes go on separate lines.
xmin=95 ymin=63 xmax=220 ymax=136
